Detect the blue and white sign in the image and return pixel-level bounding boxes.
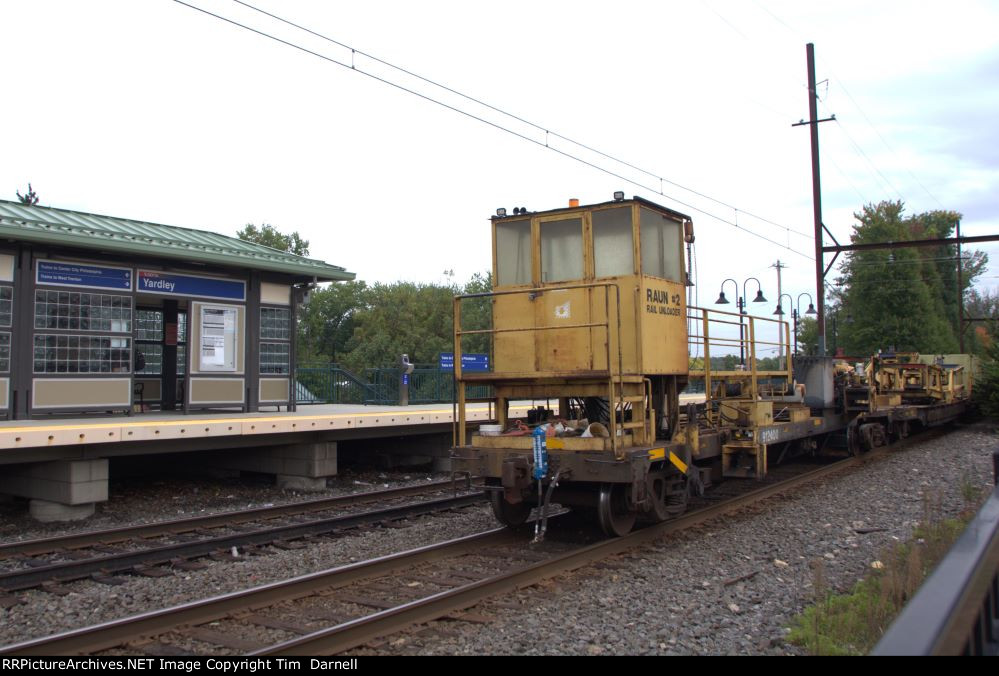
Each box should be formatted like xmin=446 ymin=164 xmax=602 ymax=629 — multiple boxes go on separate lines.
xmin=439 ymin=352 xmax=490 ymax=372
xmin=137 ymin=270 xmax=246 ymax=302
xmin=37 ymin=260 xmax=132 ymax=290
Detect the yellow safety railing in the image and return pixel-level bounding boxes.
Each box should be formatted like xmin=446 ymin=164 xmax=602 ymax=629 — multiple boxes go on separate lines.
xmin=452 ymin=282 xmax=628 ymax=453
xmin=686 ymin=305 xmax=792 ymax=414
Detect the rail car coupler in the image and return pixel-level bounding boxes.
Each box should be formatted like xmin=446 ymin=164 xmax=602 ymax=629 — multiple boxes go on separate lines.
xmin=501 ymin=457 xmax=531 ymax=503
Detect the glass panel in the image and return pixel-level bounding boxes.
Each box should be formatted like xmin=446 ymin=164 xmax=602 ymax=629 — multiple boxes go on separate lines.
xmin=540 ymin=218 xmax=583 ymax=283
xmin=136 ymin=310 xmax=164 ymax=341
xmin=0 ymin=286 xmax=12 ymax=328
xmin=260 ymin=342 xmax=290 ymax=375
xmin=592 ymin=207 xmax=634 ymax=277
xmin=33 ymin=291 xmax=132 ymax=332
xmin=261 ymin=307 xmax=291 ymax=340
xmin=135 ymin=343 xmax=163 ymax=375
xmin=178 ymin=312 xmax=188 ymax=343
xmin=33 ymin=334 xmax=131 ymax=373
xmin=177 ymin=345 xmax=187 ymax=375
xmin=0 ymin=332 xmax=10 ymax=372
xmin=640 ymin=208 xmax=683 ymax=281
xmin=495 ymin=219 xmax=531 ymax=286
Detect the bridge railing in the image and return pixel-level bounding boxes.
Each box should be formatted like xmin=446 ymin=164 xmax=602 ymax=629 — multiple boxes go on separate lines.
xmin=295 ymin=363 xmax=490 ymax=406
xmin=872 ymin=450 xmax=999 ymax=655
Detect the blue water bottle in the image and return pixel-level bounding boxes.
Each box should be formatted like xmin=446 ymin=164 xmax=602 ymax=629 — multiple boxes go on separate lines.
xmin=532 ymin=425 xmax=548 ymax=480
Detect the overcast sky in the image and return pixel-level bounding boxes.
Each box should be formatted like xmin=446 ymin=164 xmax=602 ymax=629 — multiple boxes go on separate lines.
xmin=3 ymin=0 xmax=997 ymax=317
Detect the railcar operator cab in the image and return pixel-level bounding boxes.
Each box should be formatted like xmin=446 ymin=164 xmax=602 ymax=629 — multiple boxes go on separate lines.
xmin=451 ymin=196 xmax=696 ymax=537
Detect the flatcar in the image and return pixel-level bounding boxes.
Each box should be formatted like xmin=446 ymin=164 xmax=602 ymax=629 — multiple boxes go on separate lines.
xmin=449 ymin=195 xmax=970 ymax=536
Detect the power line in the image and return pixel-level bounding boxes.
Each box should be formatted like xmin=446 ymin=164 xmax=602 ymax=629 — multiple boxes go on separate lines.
xmin=828 ymin=111 xmax=907 ymax=202
xmin=172 ymin=0 xmax=815 ymax=258
xmin=826 ymin=76 xmax=945 ymax=209
xmin=231 ymin=0 xmax=815 ymax=242
xmin=235 ymin=0 xmax=807 ymax=238
xmin=822 ymin=150 xmax=871 ymax=205
xmin=749 ymin=2 xmax=940 ymax=210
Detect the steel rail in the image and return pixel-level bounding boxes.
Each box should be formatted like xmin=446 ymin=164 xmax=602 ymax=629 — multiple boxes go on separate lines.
xmin=264 ymin=430 xmax=959 ymax=655
xmin=259 ymin=455 xmax=870 ymax=655
xmin=0 ymin=492 xmax=486 ymax=592
xmin=0 ymin=427 xmax=952 ymax=655
xmin=0 ymin=478 xmax=470 ymax=558
xmin=0 ymin=528 xmax=519 ymax=656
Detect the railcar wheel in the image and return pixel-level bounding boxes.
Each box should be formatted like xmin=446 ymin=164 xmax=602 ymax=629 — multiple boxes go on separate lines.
xmin=597 ymin=483 xmax=637 ymax=537
xmin=646 ymin=474 xmax=670 ymax=522
xmin=490 ymin=492 xmax=532 ymax=528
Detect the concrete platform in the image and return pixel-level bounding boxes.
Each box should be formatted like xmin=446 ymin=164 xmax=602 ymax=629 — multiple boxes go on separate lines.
xmin=0 ymin=402 xmax=526 ymax=464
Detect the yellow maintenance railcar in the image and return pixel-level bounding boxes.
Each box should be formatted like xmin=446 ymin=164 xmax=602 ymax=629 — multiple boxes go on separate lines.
xmin=449 ymin=195 xmax=967 ymax=537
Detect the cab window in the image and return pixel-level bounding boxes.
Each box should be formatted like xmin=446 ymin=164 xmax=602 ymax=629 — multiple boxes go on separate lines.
xmin=495 ymin=219 xmax=531 ymax=286
xmin=540 ymin=218 xmax=583 ymax=283
xmin=640 ymin=208 xmax=682 ymax=281
xmin=592 ymin=207 xmax=634 ymax=277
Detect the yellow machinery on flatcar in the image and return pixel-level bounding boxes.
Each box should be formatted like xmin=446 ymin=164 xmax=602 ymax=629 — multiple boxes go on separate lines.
xmin=451 ymin=196 xmax=799 ymax=535
xmin=450 ymin=196 xmax=972 ymax=537
xmin=452 ymin=196 xmax=692 ymax=535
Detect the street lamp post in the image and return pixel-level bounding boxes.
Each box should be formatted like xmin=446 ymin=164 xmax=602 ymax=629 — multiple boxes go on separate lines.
xmin=774 ymin=293 xmax=817 ymax=355
xmin=774 ymin=293 xmax=793 ymax=366
xmin=796 ymin=293 xmax=817 ymax=355
xmin=716 ymin=277 xmax=767 ymax=367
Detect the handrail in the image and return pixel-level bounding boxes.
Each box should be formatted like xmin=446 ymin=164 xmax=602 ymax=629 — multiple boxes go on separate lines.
xmin=685 ymin=305 xmax=792 ymax=415
xmin=872 ymin=457 xmax=999 ymax=655
xmin=453 ymin=282 xmax=626 ymax=454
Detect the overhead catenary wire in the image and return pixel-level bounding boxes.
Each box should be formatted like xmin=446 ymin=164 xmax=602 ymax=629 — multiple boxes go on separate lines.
xmin=172 ymin=0 xmax=815 ymax=259
xmin=749 ymin=0 xmax=939 ymax=210
xmin=230 ymin=0 xmax=814 ymax=243
xmin=824 ymin=106 xmax=907 ymax=204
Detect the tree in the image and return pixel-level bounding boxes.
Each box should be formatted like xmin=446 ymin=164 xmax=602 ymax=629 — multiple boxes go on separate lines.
xmin=972 ymin=321 xmax=999 ymax=420
xmin=326 ymin=272 xmax=495 ymax=370
xmin=457 ymin=271 xmax=493 ymax=356
xmin=297 ymin=280 xmax=367 ymax=363
xmin=834 ymin=201 xmax=986 ymax=357
xmin=237 ymin=223 xmax=309 ymax=257
xmin=962 ymin=288 xmax=999 ymax=356
xmin=341 ymin=281 xmax=457 ymax=370
xmin=16 ymin=183 xmax=38 ymax=205
xmin=795 ymin=316 xmax=819 ymax=355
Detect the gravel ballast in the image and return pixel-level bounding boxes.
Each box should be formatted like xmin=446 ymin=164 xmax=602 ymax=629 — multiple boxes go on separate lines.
xmin=356 ymin=424 xmax=998 ymax=656
xmin=0 ymin=424 xmax=995 ymax=654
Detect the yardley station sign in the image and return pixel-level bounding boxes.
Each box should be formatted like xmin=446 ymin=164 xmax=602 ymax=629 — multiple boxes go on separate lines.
xmin=35 ymin=260 xmax=246 ymax=302
xmin=137 ymin=270 xmax=246 ymax=301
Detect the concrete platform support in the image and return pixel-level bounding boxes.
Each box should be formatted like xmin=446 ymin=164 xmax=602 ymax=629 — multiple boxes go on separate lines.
xmin=0 ymin=459 xmax=108 ymax=522
xmin=352 ymin=432 xmax=452 ymax=470
xmin=29 ymin=500 xmax=95 ymax=522
xmin=206 ymin=441 xmax=337 ymax=492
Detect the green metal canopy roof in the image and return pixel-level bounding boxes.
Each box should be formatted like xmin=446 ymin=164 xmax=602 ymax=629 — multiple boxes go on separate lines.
xmin=0 ymin=200 xmax=355 ymax=282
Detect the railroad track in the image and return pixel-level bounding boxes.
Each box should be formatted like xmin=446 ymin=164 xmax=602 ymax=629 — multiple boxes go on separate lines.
xmin=0 ymin=480 xmax=486 ymax=594
xmin=1 ymin=437 xmax=919 ymax=656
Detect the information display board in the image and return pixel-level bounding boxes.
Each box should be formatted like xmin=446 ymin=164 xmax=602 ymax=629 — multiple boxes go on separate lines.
xmin=439 ymin=353 xmax=490 ymax=372
xmin=199 ymin=305 xmax=238 ymax=372
xmin=36 ymin=260 xmax=132 ymax=290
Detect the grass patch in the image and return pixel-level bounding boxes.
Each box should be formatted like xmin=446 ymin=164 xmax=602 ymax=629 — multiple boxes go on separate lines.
xmin=787 ymin=488 xmax=985 ymax=655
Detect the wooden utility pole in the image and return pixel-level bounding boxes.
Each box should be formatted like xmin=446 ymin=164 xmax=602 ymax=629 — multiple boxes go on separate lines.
xmin=793 ymin=43 xmax=835 ymax=356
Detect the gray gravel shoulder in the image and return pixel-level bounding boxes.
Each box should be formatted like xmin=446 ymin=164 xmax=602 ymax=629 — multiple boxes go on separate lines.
xmin=358 ymin=423 xmax=998 ymax=656
xmin=0 ymin=425 xmax=995 ymax=654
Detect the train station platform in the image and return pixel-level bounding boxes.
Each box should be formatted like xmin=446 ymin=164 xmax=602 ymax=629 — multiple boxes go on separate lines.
xmin=0 ymin=402 xmax=527 ymax=522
